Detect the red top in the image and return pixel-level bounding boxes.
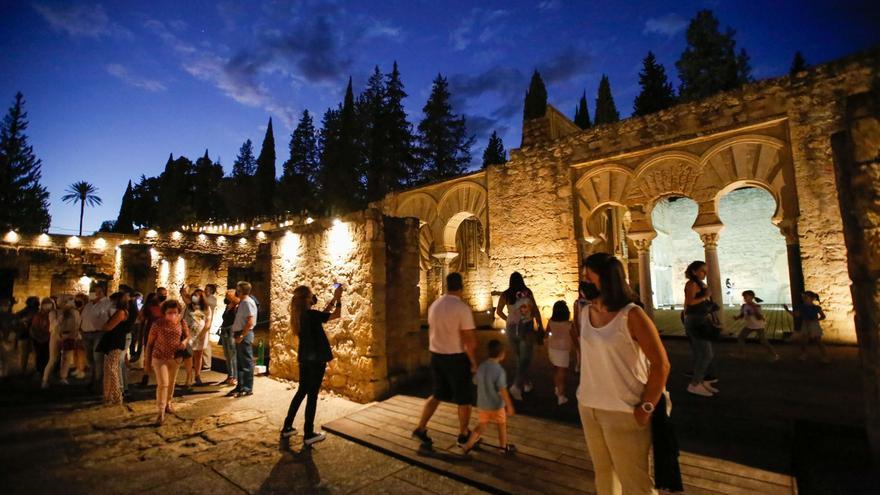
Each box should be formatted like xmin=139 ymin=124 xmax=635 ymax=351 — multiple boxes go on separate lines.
xmin=148 ymin=318 xmax=188 ymax=361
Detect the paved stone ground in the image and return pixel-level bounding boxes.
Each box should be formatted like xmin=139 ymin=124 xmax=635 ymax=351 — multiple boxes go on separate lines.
xmin=0 ymin=369 xmax=486 ymax=495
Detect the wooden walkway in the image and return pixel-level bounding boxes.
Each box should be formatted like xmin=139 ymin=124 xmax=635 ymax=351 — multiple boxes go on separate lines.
xmin=323 ymin=395 xmax=798 ymax=495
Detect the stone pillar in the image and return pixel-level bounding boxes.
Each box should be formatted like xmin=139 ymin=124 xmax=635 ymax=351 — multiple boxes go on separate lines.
xmin=778 ymin=219 xmax=806 ymax=320
xmin=432 ymin=251 xmax=459 ymax=293
xmin=629 ymin=233 xmax=656 ymax=317
xmin=694 ymin=225 xmax=724 ymax=323
xmin=830 ymin=87 xmax=880 ymax=461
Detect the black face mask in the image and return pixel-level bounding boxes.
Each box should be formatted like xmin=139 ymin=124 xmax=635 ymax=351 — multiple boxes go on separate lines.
xmin=157 ymin=295 xmax=167 ymax=302
xmin=223 ymin=297 xmax=230 ymax=305
xmin=311 ymin=294 xmax=318 ymax=305
xmin=75 ymin=300 xmax=84 ymax=309
xmin=580 ymin=281 xmax=600 ymax=301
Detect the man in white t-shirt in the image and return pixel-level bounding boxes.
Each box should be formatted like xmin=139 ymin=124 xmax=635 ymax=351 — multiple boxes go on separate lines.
xmin=228 ymin=281 xmax=257 ymax=397
xmin=80 ymin=286 xmax=115 ymax=389
xmin=412 ymin=272 xmax=477 ymax=448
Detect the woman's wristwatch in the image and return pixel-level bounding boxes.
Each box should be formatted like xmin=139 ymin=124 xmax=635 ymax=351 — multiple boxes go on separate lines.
xmin=637 ymin=401 xmax=655 ymax=413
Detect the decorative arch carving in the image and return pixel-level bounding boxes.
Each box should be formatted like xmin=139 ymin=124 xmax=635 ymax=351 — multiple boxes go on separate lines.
xmin=628 ymin=151 xmax=702 ymax=206
xmin=395 ymin=192 xmax=438 ymax=226
xmin=574 ymin=165 xmax=633 ymax=217
xmin=698 ymin=135 xmax=788 ymax=221
xmin=418 ymin=224 xmax=434 ymax=270
xmin=436 ymin=181 xmax=488 ymax=251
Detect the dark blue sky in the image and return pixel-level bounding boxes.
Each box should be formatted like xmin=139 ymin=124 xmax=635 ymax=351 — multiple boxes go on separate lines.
xmin=1 ymin=0 xmax=877 ymax=234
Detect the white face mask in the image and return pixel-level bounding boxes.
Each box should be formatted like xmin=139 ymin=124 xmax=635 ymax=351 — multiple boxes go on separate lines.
xmin=191 ymin=295 xmax=200 ymax=304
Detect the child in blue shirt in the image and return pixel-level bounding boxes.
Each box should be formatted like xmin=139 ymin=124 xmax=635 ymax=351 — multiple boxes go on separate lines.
xmin=461 ymin=339 xmax=516 ymax=454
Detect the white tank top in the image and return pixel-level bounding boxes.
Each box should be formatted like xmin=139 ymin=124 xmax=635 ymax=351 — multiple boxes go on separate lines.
xmin=576 ymin=303 xmax=649 ymax=413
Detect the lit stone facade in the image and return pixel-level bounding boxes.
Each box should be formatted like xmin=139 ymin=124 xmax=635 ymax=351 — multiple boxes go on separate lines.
xmin=385 ymin=48 xmax=880 ymax=344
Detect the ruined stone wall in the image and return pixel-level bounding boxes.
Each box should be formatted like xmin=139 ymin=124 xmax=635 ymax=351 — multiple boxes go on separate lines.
xmin=269 ymin=210 xmax=404 ymax=403
xmin=487 ymin=146 xmax=581 ymax=319
xmin=0 ymin=233 xmax=132 ymax=309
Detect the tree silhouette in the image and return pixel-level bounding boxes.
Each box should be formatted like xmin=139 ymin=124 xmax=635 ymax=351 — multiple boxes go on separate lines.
xmin=633 ymin=51 xmax=677 ymax=116
xmin=417 ymin=74 xmax=474 ymax=183
xmin=790 ymin=51 xmax=808 ymax=75
xmin=0 ymin=92 xmax=50 ymax=232
xmin=482 ymin=131 xmax=507 ymax=167
xmin=62 ymin=181 xmax=102 ymax=236
xmin=594 ymin=75 xmax=620 ymax=125
xmin=573 ymin=91 xmax=591 ymax=129
xmin=523 ymin=70 xmax=548 ymax=120
xmin=676 ymin=10 xmax=751 ymax=100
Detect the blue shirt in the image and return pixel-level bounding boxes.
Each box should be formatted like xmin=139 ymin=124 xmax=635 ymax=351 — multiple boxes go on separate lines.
xmin=475 ymin=359 xmax=507 ymax=411
xmin=799 ymin=304 xmax=821 ymax=321
xmin=233 ymin=296 xmax=257 ymax=341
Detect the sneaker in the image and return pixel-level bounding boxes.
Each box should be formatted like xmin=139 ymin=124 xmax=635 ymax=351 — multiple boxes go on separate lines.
xmin=457 ymin=430 xmax=471 ymax=447
xmin=523 ymin=382 xmax=533 ymax=393
xmin=702 ymin=381 xmax=720 ymax=394
xmin=40 ymin=381 xmax=49 ymax=390
xmin=59 ymin=378 xmax=69 ymax=385
xmin=194 ymin=377 xmax=203 ymax=386
xmin=74 ymin=371 xmax=86 ymax=379
xmin=225 ymin=388 xmax=241 ymax=397
xmin=509 ymin=384 xmax=523 ymax=401
xmin=557 ymin=395 xmax=569 ymax=406
xmin=303 ymin=432 xmax=326 ymax=446
xmin=411 ymin=428 xmax=433 ymax=446
xmin=502 ymin=444 xmax=517 ymax=454
xmin=280 ymin=426 xmax=297 ymax=439
xmin=235 ymin=390 xmax=253 ymax=398
xmin=687 ymin=383 xmax=714 ymax=397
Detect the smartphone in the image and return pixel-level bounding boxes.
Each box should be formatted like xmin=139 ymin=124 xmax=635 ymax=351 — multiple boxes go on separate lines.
xmin=332 ymin=283 xmax=342 ymax=291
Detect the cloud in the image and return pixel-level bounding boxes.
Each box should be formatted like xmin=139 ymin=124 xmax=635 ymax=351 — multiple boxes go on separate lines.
xmin=644 ymin=13 xmax=687 ymax=37
xmin=449 ymin=8 xmax=509 ymax=51
xmin=106 ymin=64 xmax=167 ymax=92
xmin=33 ymin=3 xmax=132 ymax=39
xmin=538 ymin=0 xmax=562 ymax=11
xmin=145 ymin=19 xmax=296 ymax=127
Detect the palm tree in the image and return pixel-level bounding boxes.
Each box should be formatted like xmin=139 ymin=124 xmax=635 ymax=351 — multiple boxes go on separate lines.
xmin=62 ymin=181 xmax=102 ymax=236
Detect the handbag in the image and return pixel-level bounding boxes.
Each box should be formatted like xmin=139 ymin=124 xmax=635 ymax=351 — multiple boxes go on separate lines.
xmin=175 ymin=324 xmax=193 ymax=358
xmin=692 ymin=312 xmax=722 ymax=341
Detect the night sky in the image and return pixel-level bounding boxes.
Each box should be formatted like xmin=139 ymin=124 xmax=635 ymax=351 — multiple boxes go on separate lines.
xmin=1 ymin=1 xmax=877 ymax=234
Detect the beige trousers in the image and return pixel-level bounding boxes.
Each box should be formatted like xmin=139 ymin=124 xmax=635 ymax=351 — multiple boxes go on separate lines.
xmin=579 ymin=404 xmax=655 ymax=495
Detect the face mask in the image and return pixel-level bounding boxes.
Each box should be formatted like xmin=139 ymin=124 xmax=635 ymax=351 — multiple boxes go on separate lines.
xmin=192 ymin=295 xmax=200 ymax=304
xmin=223 ymin=297 xmax=230 ymax=305
xmin=41 ymin=303 xmax=53 ymax=311
xmin=311 ymin=294 xmax=318 ymax=305
xmin=157 ymin=294 xmax=167 ymax=302
xmin=75 ymin=300 xmax=84 ymax=308
xmin=580 ymin=281 xmax=600 ymax=300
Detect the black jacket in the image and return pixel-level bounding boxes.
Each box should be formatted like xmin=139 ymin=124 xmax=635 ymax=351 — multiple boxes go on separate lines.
xmin=652 ymin=393 xmax=684 ymax=492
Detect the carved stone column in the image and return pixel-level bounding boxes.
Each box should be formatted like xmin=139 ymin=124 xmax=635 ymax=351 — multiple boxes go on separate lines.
xmin=629 ymin=232 xmax=656 ymax=317
xmin=694 ymin=225 xmax=724 ymax=324
xmin=432 ymin=251 xmax=459 ymax=293
xmin=778 ymin=219 xmax=806 ymax=318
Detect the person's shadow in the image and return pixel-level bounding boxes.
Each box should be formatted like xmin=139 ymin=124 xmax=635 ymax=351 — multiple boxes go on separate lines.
xmin=256 ymin=438 xmax=324 ymax=494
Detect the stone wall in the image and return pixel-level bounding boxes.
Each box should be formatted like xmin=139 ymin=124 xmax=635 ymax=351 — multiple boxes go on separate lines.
xmin=268 ymin=210 xmax=420 ymax=403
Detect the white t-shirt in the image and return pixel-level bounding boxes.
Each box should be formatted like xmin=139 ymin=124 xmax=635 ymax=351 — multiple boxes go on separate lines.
xmin=81 ymin=297 xmax=114 ymax=332
xmin=428 ymin=294 xmax=475 ymax=355
xmin=547 ymin=320 xmax=572 ymax=351
xmin=740 ymin=303 xmax=765 ymax=330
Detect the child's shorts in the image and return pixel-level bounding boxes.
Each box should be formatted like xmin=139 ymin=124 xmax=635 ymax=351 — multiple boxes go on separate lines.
xmin=548 ymin=348 xmax=570 ymax=368
xmin=478 ymin=408 xmax=507 ymax=425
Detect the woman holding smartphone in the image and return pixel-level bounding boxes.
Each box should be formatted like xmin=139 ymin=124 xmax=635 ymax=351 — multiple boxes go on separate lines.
xmin=280 ymin=283 xmax=343 ymax=446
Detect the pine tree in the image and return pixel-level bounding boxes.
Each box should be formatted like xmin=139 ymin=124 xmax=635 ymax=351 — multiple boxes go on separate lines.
xmin=113 ymin=180 xmax=135 ymax=233
xmin=232 ymin=139 xmax=256 ymax=177
xmin=633 ymin=51 xmax=677 ymax=117
xmin=156 ymin=155 xmax=196 ymax=228
xmin=0 ymin=92 xmax=51 ymax=232
xmin=594 ymin=75 xmax=620 ymax=125
xmin=254 ymin=118 xmax=276 ymax=217
xmin=573 ymin=91 xmax=591 ymax=129
xmin=676 ymin=10 xmax=751 ymax=100
xmin=736 ymin=48 xmax=752 ymax=85
xmin=358 ymin=67 xmax=388 ymax=202
xmin=790 ymin=51 xmax=808 ymax=75
xmin=384 ymin=62 xmax=418 ymax=190
xmin=279 ymin=110 xmax=320 ymax=214
xmin=482 ymin=131 xmax=506 ymax=167
xmin=417 ymin=74 xmax=474 ymax=183
xmin=523 ymin=70 xmax=548 ymax=120
xmin=130 ymin=174 xmax=159 ymax=228
xmin=192 ymin=149 xmax=225 ymax=221
xmin=319 ymin=78 xmax=364 ymax=214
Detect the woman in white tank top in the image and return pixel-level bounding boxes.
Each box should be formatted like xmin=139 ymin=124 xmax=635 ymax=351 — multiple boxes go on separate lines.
xmin=577 ymin=253 xmax=671 ymax=495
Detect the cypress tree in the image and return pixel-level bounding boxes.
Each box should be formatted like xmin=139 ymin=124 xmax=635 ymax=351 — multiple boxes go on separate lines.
xmin=113 ymin=180 xmax=135 ymax=233
xmin=417 ymin=74 xmax=474 ymax=183
xmin=573 ymin=91 xmax=591 ymax=129
xmin=594 ymin=75 xmax=620 ymax=125
xmin=358 ymin=67 xmax=388 ymax=202
xmin=230 ymin=140 xmax=257 ymax=220
xmin=384 ymin=62 xmax=418 ymax=189
xmin=0 ymin=92 xmax=51 ymax=232
xmin=254 ymin=118 xmax=276 ymax=217
xmin=523 ymin=70 xmax=548 ymax=120
xmin=676 ymin=10 xmax=750 ymax=100
xmin=279 ymin=110 xmax=319 ymax=214
xmin=319 ymin=78 xmax=364 ymax=214
xmin=157 ymin=155 xmax=196 ymax=228
xmin=790 ymin=51 xmax=808 ymax=75
xmin=192 ymin=149 xmax=225 ymax=221
xmin=633 ymin=51 xmax=677 ymax=117
xmin=130 ymin=174 xmax=159 ymax=228
xmin=232 ymin=139 xmax=256 ymax=177
xmin=482 ymin=131 xmax=507 ymax=168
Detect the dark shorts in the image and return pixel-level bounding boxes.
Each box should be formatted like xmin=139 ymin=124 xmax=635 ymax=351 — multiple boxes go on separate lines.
xmin=430 ymin=352 xmax=474 ymax=405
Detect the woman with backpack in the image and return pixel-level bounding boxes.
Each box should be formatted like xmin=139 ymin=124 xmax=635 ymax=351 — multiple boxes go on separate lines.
xmin=495 ymin=272 xmax=544 ymax=401
xmin=683 ymin=261 xmax=719 ymax=397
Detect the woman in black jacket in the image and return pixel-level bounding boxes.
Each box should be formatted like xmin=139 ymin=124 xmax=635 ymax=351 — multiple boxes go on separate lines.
xmin=279 ymin=284 xmax=343 ymax=446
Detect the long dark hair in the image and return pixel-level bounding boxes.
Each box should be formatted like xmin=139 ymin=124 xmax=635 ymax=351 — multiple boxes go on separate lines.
xmin=550 ymin=300 xmax=570 ymax=322
xmin=503 ymin=271 xmax=528 ymax=302
xmin=583 ymin=253 xmax=638 ymax=312
xmin=685 ymin=261 xmax=707 ymax=284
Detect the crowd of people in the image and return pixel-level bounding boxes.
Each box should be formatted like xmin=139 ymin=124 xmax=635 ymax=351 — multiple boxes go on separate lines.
xmin=0 ymin=280 xmax=261 ymax=424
